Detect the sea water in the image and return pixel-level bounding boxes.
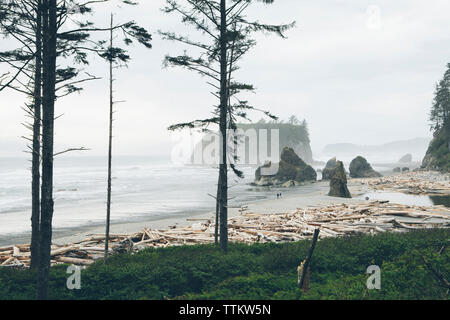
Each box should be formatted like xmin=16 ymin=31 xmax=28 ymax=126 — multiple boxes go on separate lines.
xmin=0 ymin=156 xmax=307 ymax=236
xmin=361 ymin=191 xmax=450 ymax=208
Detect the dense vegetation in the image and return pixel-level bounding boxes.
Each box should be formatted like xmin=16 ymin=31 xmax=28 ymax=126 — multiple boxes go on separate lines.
xmin=0 ymin=229 xmax=448 ymax=300
xmin=424 ymin=63 xmax=450 ymax=172
xmin=423 ymin=128 xmax=450 ymax=172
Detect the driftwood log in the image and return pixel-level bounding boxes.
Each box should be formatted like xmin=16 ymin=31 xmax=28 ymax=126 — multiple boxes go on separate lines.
xmin=353 ymin=171 xmax=450 ymax=195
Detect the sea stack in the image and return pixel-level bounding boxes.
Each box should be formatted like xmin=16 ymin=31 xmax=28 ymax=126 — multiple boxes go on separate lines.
xmin=328 ymin=161 xmax=352 ymax=198
xmin=321 ymin=157 xmax=338 ymax=180
xmin=349 ymin=156 xmax=382 ymax=178
xmin=254 ymin=147 xmax=317 ymax=186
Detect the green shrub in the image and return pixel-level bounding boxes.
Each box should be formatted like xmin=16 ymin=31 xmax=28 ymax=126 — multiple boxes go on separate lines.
xmin=0 ymin=229 xmax=448 ymax=300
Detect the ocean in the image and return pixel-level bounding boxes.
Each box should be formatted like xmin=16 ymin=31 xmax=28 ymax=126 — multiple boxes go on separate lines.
xmin=0 ymin=155 xmax=310 ymax=237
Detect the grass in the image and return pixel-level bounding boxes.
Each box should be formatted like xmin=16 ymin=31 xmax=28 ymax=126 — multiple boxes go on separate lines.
xmin=0 ymin=229 xmax=448 ymax=300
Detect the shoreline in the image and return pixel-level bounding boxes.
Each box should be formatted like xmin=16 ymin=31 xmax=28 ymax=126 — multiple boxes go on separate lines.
xmin=0 ymin=180 xmax=369 ymax=247
xmin=1 ymin=170 xmax=449 ymax=268
xmin=3 ymin=170 xmax=448 ymax=248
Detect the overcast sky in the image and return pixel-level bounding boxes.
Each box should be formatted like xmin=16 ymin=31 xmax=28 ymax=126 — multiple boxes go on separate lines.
xmin=1 ymin=0 xmax=449 ymax=159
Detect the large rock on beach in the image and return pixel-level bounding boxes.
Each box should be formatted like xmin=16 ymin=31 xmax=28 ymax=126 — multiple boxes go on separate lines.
xmin=349 ymin=156 xmax=382 ymax=178
xmin=322 ymin=157 xmax=338 ymax=180
xmin=328 ymin=161 xmax=351 ymax=198
xmin=254 ymin=147 xmax=317 ymax=186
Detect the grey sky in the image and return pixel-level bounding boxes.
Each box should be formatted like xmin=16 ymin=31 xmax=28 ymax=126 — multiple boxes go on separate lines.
xmin=1 ymin=0 xmax=449 ymax=159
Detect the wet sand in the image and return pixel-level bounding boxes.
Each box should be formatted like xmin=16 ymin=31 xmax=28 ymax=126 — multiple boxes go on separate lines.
xmin=0 ymin=180 xmax=369 ymax=246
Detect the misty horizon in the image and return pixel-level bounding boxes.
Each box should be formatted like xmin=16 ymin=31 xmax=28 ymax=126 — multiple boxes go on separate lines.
xmin=2 ymin=0 xmax=449 ymax=159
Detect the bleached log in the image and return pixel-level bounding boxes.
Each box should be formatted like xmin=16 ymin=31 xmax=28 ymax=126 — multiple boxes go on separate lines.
xmin=12 ymin=247 xmax=20 ymax=257
xmin=315 ymin=214 xmax=370 ymax=223
xmin=56 ymin=257 xmax=95 ymax=265
xmin=1 ymin=257 xmax=14 ymax=266
xmin=389 ymin=219 xmax=422 ymax=230
xmin=50 ymin=246 xmax=79 ymax=256
xmin=152 ymin=230 xmax=214 ymax=243
xmin=79 ymin=247 xmax=111 ymax=252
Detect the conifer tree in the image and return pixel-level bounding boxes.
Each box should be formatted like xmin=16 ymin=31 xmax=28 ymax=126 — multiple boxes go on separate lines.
xmin=430 ymin=64 xmax=450 ymax=135
xmin=0 ymin=0 xmax=151 ymax=299
xmin=161 ymin=0 xmax=294 ymax=251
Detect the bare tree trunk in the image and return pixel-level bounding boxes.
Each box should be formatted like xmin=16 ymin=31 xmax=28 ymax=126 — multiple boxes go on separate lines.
xmin=105 ymin=14 xmax=114 ymax=261
xmin=37 ymin=0 xmax=57 ymax=300
xmin=30 ymin=0 xmax=42 ymax=270
xmin=219 ymin=0 xmax=228 ymax=253
xmin=298 ymin=229 xmax=320 ymax=290
xmin=214 ymin=174 xmax=220 ymax=245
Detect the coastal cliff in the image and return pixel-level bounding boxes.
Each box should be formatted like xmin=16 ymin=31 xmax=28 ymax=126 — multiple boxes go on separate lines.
xmin=422 ymin=128 xmax=450 ymax=172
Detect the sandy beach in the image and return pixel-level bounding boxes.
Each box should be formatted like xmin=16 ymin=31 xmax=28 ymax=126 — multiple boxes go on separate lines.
xmin=1 ymin=170 xmax=449 ymax=268
xmin=0 ymin=180 xmax=370 ymax=247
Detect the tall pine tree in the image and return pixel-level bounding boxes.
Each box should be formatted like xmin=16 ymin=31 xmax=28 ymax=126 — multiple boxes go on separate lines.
xmin=430 ymin=64 xmax=450 ymax=134
xmin=423 ymin=63 xmax=450 ymax=172
xmin=1 ymin=0 xmax=151 ymax=299
xmin=161 ymin=0 xmax=294 ymax=251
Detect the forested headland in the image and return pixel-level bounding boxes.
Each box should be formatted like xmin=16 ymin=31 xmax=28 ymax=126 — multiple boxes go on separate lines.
xmin=423 ymin=64 xmax=450 ymax=172
xmin=237 ymin=116 xmax=314 ymax=165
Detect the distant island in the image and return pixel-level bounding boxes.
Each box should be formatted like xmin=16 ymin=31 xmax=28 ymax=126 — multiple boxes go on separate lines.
xmin=321 ymin=138 xmax=431 ymax=162
xmin=190 ymin=116 xmax=315 ymax=165
xmin=237 ymin=116 xmax=313 ymax=165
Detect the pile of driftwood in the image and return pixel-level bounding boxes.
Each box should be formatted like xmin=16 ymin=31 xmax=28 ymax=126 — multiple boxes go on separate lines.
xmin=0 ymin=234 xmax=132 ymax=268
xmin=353 ymin=171 xmax=450 ymax=195
xmin=225 ymin=201 xmax=449 ymax=240
xmin=2 ymin=200 xmax=448 ymax=268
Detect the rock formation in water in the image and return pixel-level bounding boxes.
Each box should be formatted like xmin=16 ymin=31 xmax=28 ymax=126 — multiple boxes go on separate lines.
xmin=349 ymin=156 xmax=382 ymax=178
xmin=254 ymin=147 xmax=317 ymax=186
xmin=399 ymin=153 xmax=413 ymax=163
xmin=328 ymin=161 xmax=352 ymax=198
xmin=322 ymin=157 xmax=337 ymax=180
